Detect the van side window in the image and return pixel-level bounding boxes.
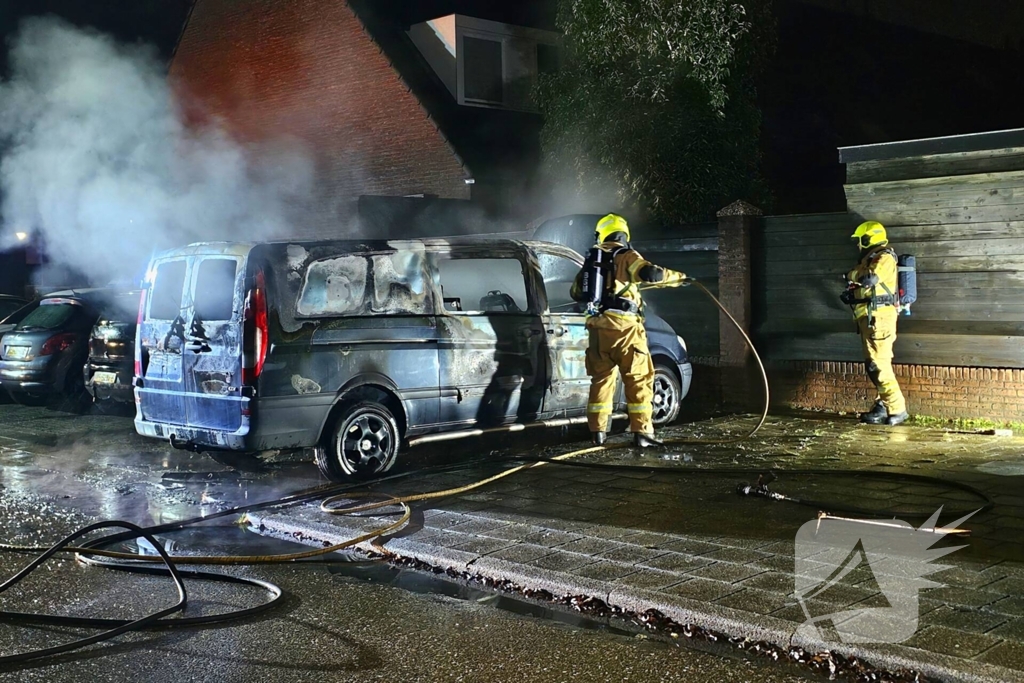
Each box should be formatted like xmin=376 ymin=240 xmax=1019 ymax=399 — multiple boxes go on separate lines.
xmin=194 ymin=259 xmax=238 ymax=321
xmin=436 ymin=257 xmax=528 ymax=314
xmin=371 ymin=252 xmax=431 ymax=315
xmin=149 ymin=260 xmax=188 ymax=320
xmin=297 ymin=256 xmax=368 ymax=316
xmin=536 ymin=252 xmax=583 ymax=312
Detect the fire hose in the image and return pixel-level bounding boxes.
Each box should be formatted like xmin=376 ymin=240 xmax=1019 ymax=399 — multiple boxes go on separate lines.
xmin=0 ymin=276 xmax=991 ymax=665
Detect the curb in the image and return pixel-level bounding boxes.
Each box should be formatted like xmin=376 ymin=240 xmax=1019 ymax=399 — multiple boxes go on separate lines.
xmin=247 ymin=508 xmax=1019 ymax=683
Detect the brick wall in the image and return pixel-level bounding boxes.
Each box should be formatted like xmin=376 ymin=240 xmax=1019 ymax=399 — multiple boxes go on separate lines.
xmin=768 ymin=360 xmax=1024 ymax=422
xmin=170 ymin=0 xmax=470 ymax=230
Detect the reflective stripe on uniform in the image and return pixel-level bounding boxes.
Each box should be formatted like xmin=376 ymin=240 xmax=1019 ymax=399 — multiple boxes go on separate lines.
xmin=627 ymin=403 xmax=652 ymax=413
xmin=602 ymin=309 xmax=639 ymax=319
xmin=588 ymin=403 xmax=612 ymax=413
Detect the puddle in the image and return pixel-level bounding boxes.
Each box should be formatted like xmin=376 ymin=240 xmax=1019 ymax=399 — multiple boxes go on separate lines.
xmin=976 ymin=460 xmax=1024 ymax=476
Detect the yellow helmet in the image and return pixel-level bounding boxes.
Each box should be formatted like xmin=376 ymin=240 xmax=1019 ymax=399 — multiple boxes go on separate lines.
xmin=852 ymin=221 xmax=888 ymax=250
xmin=595 ymin=214 xmax=630 ymax=243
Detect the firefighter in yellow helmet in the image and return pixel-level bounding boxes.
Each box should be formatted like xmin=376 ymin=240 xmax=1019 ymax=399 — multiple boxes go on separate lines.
xmin=841 ymin=221 xmax=909 ymax=425
xmin=570 ymin=214 xmax=689 ymax=447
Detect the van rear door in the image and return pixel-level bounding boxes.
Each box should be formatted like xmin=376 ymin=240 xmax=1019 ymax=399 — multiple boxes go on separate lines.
xmin=137 ymin=257 xmax=190 ymax=425
xmin=183 ymin=256 xmax=245 ymax=432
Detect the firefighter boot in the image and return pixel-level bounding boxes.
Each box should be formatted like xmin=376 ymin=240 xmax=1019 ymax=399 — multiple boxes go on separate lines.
xmin=859 ymin=401 xmax=888 ymax=425
xmin=633 ymin=432 xmax=664 ymax=448
xmin=592 ymin=431 xmax=607 ymax=446
xmin=887 ymin=411 xmax=910 ymax=426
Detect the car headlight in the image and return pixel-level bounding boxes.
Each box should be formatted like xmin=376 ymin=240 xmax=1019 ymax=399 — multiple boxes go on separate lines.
xmin=676 ymin=335 xmax=687 ymax=353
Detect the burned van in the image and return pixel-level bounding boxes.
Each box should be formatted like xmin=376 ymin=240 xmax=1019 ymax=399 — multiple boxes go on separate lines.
xmin=134 ymin=239 xmax=691 ymax=480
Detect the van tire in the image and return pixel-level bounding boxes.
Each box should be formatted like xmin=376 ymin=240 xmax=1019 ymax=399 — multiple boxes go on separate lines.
xmin=651 ymin=363 xmax=681 ymax=426
xmin=316 ymin=401 xmax=400 ymax=481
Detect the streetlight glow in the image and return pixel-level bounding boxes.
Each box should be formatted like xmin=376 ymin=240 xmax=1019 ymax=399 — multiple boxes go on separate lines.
xmin=15 ymin=232 xmax=28 ymax=241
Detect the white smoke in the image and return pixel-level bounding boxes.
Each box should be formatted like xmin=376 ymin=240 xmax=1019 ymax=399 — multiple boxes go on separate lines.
xmin=0 ymin=17 xmax=315 ymax=286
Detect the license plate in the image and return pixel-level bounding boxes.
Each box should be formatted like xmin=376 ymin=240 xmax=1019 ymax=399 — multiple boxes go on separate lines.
xmin=4 ymin=346 xmax=29 ymax=360
xmin=93 ymin=371 xmax=118 ymax=385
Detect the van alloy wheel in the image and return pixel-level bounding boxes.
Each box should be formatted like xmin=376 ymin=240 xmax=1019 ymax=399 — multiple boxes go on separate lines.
xmin=651 ymin=365 xmax=681 ymax=426
xmin=319 ymin=401 xmax=400 ymax=481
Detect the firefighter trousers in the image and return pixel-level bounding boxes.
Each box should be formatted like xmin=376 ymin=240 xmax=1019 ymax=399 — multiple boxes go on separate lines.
xmin=585 ymin=312 xmax=655 ymax=434
xmin=858 ymin=310 xmax=906 ymax=415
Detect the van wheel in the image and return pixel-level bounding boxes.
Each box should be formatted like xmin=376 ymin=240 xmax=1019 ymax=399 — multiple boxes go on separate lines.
xmin=651 ymin=364 xmax=681 ymax=426
xmin=316 ymin=401 xmax=400 ymax=481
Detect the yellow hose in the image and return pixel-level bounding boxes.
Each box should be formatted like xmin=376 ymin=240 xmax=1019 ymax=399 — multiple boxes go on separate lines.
xmin=0 ymin=278 xmax=769 ymax=566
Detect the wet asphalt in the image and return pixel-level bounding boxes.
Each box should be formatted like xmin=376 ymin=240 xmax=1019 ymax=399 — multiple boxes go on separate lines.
xmin=0 ymin=402 xmax=812 ymax=683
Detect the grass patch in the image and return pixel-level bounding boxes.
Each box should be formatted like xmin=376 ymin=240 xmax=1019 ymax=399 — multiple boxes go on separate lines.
xmin=909 ymin=415 xmax=1024 ymax=434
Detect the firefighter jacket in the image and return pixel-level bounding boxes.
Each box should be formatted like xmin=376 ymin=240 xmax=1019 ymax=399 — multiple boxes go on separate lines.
xmin=846 ymin=245 xmax=898 ymax=321
xmin=571 ymin=242 xmax=682 ymax=316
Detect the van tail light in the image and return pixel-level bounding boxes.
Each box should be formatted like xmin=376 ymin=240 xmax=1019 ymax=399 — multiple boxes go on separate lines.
xmin=242 ymin=270 xmax=268 ymax=387
xmin=39 ymin=333 xmax=77 ymax=356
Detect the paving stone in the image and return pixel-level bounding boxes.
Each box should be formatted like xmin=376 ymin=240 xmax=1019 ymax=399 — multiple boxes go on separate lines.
xmin=716 ymin=587 xmax=791 ymax=615
xmin=700 ymin=545 xmax=775 ymax=565
xmin=554 ymin=536 xmax=625 ymax=556
xmin=687 ymin=561 xmax=765 ymax=584
xmin=475 ymin=522 xmax=543 ymax=542
xmin=616 ymin=530 xmax=689 ymax=550
xmin=596 ymin=543 xmax=668 ymax=565
xmin=902 ymin=625 xmax=1004 ymax=659
xmin=931 ymin=565 xmax=1006 ymax=590
xmin=923 ymin=585 xmax=1004 ymax=610
xmin=987 ymin=596 xmax=1024 ymax=618
xmin=983 ymin=575 xmax=1024 ymax=595
xmin=990 ymin=617 xmax=1024 ymax=640
xmin=423 ymin=512 xmax=471 ymax=530
xmin=661 ymin=537 xmax=726 ymax=556
xmin=521 ymin=529 xmax=584 ymax=547
xmin=666 ymin=578 xmax=742 ymax=602
xmin=741 ymin=571 xmax=794 ymax=594
xmin=921 ymin=605 xmax=1009 ymax=634
xmin=434 ymin=518 xmax=510 ymax=536
xmin=750 ymin=554 xmax=795 ymax=572
xmin=526 ymin=551 xmax=599 ymax=573
xmin=449 ymin=536 xmax=517 ymax=555
xmin=574 ymin=561 xmax=639 ymax=582
xmin=483 ymin=543 xmax=554 ymax=564
xmin=974 ymin=640 xmax=1024 ymax=671
xmin=612 ymin=568 xmax=686 ymax=591
xmin=640 ymin=551 xmax=715 ymax=573
xmin=575 ymin=524 xmax=639 ymax=541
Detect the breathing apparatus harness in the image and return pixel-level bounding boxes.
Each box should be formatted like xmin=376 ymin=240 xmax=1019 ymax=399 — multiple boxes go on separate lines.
xmin=841 ymin=246 xmax=918 ymax=326
xmin=578 ymin=241 xmax=643 ymax=317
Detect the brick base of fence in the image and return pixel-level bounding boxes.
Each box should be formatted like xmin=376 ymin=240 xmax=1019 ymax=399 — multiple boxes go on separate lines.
xmin=766 ymin=361 xmax=1024 ymax=423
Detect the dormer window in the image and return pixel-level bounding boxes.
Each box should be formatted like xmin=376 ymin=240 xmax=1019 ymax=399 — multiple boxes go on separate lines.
xmin=409 ymin=15 xmax=560 ymax=112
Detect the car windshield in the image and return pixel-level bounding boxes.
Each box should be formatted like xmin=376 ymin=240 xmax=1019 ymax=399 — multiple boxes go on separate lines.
xmin=16 ymin=303 xmax=77 ymax=331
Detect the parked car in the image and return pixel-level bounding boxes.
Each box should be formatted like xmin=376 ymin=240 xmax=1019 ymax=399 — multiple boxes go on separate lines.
xmin=0 ymin=295 xmax=30 ymax=323
xmin=133 ymin=239 xmax=692 ymax=480
xmin=84 ymin=290 xmax=142 ymax=408
xmin=0 ymin=290 xmax=110 ymax=410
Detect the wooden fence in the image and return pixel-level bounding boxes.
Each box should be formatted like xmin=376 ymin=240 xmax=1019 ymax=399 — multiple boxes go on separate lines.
xmin=634 ymin=223 xmax=720 ymax=358
xmin=759 ymin=143 xmax=1024 ymax=368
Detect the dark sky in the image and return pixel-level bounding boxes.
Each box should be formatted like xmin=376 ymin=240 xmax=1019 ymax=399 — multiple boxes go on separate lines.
xmin=0 ymin=0 xmax=193 ymax=75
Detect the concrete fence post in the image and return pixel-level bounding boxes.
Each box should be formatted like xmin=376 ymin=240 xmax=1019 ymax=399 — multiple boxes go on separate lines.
xmin=716 ymin=200 xmax=762 ymax=411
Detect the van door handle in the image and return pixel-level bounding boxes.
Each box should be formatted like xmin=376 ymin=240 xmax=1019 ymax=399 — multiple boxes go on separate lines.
xmin=547 ymin=326 xmax=568 ymax=336
xmin=184 ymin=339 xmax=210 ymax=353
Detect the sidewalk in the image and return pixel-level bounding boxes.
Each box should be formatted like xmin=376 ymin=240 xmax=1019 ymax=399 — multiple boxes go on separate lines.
xmin=248 ymin=415 xmax=1024 ymax=683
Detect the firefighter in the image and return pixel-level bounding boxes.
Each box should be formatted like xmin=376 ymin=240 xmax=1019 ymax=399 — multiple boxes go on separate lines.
xmin=841 ymin=221 xmax=909 ymax=426
xmin=571 ymin=214 xmax=688 ymax=447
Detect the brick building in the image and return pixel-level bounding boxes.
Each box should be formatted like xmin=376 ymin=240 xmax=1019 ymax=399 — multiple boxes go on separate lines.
xmin=169 ymin=0 xmax=558 ymax=236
